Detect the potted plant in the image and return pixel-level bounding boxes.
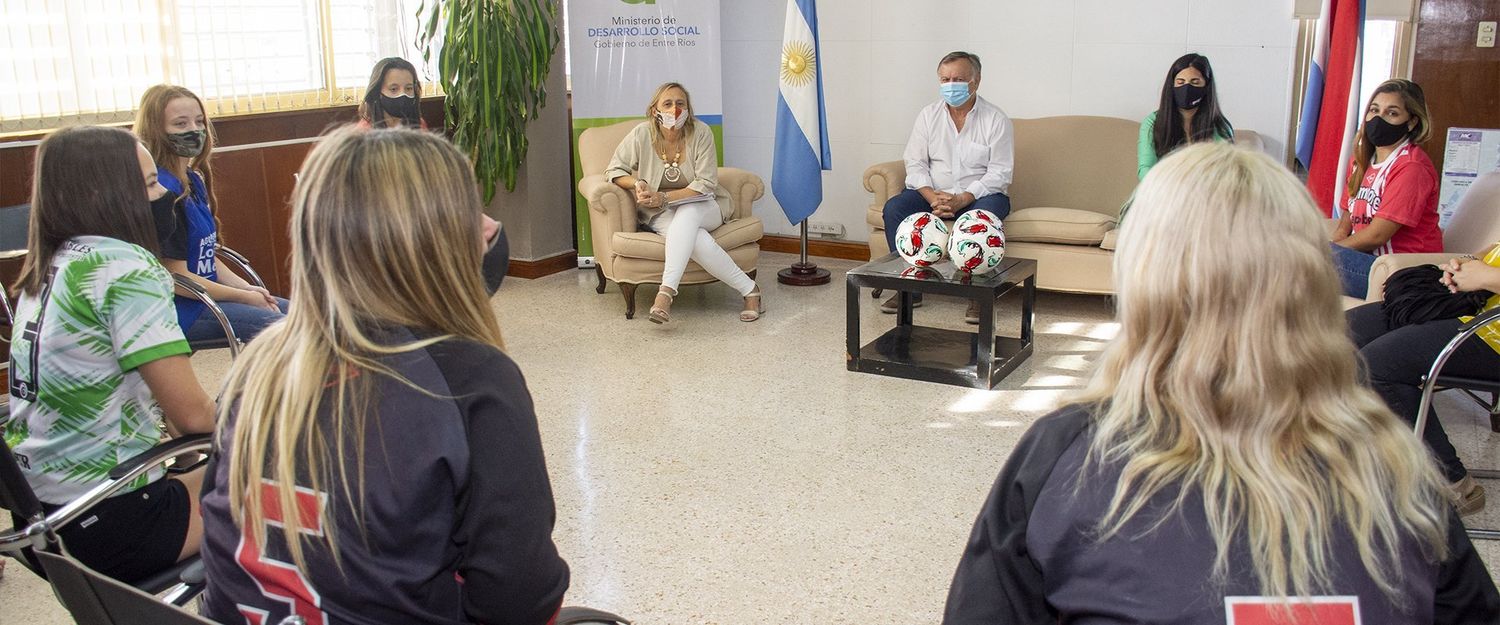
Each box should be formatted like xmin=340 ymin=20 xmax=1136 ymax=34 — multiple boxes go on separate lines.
xmin=416 ymin=0 xmax=560 ymax=202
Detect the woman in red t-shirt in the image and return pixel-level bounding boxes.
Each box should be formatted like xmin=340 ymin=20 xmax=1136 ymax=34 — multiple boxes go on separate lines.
xmin=1331 ymin=79 xmax=1442 ymax=298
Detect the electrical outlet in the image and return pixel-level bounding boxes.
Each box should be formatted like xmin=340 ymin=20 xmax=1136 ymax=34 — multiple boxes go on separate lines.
xmin=806 ymin=221 xmax=844 ymax=237
xmin=1480 ymin=21 xmax=1496 ymax=48
xmin=577 ymin=256 xmax=597 ymax=269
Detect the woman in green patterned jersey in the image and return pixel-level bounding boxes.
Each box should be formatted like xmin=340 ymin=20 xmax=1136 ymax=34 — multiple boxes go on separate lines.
xmin=5 ymin=126 xmax=215 ymax=584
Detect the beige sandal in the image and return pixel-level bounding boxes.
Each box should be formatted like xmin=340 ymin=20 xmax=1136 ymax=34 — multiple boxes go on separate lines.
xmin=1450 ymin=475 xmax=1487 ymax=517
xmin=740 ymin=288 xmax=764 ymax=322
xmin=649 ymin=286 xmax=676 ymax=324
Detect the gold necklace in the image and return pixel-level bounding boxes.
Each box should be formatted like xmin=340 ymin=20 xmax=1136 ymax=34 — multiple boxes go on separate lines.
xmin=658 ymin=141 xmax=683 ymax=183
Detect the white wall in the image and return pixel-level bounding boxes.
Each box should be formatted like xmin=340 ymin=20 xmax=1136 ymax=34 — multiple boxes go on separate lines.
xmin=719 ymin=0 xmax=1298 ymax=243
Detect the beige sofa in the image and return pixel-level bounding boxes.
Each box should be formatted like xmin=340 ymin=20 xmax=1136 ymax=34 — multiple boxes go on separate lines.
xmin=864 ymin=116 xmax=1264 ymax=294
xmin=576 ymin=120 xmax=765 ymax=318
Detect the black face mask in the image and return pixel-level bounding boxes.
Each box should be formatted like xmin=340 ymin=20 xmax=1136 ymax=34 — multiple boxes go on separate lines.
xmin=1173 ymin=84 xmax=1207 ymax=110
xmin=1363 ymin=115 xmax=1410 ymax=147
xmin=149 ymin=193 xmax=178 ymax=242
xmin=378 ymin=94 xmax=420 ymax=126
xmin=149 ymin=192 xmax=177 ymax=217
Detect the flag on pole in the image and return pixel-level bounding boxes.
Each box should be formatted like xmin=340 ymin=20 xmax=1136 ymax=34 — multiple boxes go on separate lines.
xmin=772 ymin=0 xmax=832 ymax=226
xmin=1297 ymin=0 xmax=1366 ymax=215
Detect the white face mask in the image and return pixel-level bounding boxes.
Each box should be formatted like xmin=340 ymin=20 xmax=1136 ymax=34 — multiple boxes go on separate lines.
xmin=656 ymin=110 xmax=687 ymax=130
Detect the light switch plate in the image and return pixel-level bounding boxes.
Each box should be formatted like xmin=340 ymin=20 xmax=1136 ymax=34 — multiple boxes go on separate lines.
xmin=1480 ymin=21 xmax=1497 ymax=48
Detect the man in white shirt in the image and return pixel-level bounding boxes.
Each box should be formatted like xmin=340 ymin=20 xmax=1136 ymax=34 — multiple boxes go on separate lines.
xmin=883 ymin=51 xmax=1015 ymax=321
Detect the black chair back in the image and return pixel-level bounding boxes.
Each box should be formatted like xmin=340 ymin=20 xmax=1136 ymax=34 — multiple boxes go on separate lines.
xmin=36 ymin=550 xmax=219 ymax=625
xmin=558 ymin=606 xmax=633 ymax=624
xmin=0 ymin=204 xmax=28 ymax=254
xmin=0 ymin=438 xmax=49 ymax=578
xmin=0 ymin=438 xmax=44 ymax=520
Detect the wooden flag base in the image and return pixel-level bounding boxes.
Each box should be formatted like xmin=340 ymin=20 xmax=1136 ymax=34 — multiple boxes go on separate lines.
xmin=776 ymin=221 xmax=832 ymax=286
xmin=778 ymin=262 xmax=830 ymax=286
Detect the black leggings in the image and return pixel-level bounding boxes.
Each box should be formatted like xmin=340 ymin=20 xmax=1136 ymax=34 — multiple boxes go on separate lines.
xmin=1347 ymin=302 xmax=1500 ymax=481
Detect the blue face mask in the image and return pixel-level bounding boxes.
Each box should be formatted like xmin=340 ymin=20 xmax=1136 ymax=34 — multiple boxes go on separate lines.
xmin=940 ymin=82 xmax=971 ymax=107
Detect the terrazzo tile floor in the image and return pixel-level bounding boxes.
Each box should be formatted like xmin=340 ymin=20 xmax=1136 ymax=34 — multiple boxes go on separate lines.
xmin=5 ymin=251 xmax=1500 ymax=623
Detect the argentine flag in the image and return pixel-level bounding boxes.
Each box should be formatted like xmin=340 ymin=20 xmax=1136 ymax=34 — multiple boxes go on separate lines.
xmin=772 ymin=0 xmax=832 ymax=226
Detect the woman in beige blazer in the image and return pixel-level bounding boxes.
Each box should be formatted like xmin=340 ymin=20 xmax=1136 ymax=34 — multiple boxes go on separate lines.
xmin=603 ymin=82 xmax=763 ymax=324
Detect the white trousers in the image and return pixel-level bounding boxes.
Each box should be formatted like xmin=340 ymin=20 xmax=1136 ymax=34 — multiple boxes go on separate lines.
xmin=649 ymin=200 xmax=757 ymax=296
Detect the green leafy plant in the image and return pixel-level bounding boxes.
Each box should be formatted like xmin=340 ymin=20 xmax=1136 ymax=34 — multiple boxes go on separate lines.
xmin=415 ymin=0 xmax=560 ymax=202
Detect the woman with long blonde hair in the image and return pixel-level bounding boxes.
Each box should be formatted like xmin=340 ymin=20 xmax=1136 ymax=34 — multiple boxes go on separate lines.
xmin=197 ymin=126 xmax=568 ymax=624
xmin=943 ymin=143 xmax=1498 ymax=623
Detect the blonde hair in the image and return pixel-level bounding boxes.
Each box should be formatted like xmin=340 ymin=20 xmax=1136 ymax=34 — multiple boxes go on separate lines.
xmin=1345 ymin=79 xmax=1432 ymax=198
xmin=220 ymin=125 xmax=504 ymax=572
xmin=1081 ymin=142 xmax=1450 ymax=602
xmin=644 ymin=81 xmax=696 ymax=147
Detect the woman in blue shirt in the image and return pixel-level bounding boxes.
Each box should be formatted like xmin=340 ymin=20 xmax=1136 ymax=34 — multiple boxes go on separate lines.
xmin=134 ymin=84 xmax=288 ymax=342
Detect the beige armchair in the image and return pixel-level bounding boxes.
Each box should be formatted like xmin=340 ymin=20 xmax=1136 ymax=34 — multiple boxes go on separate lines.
xmin=576 ymin=120 xmax=765 ymax=319
xmin=1346 ymin=170 xmax=1500 ymax=306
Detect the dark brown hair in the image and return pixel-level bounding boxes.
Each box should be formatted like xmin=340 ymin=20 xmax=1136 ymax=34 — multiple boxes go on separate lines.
xmin=1152 ymin=53 xmax=1233 ymax=159
xmin=358 ymin=57 xmax=424 ymax=128
xmin=13 ymin=126 xmax=161 ymax=295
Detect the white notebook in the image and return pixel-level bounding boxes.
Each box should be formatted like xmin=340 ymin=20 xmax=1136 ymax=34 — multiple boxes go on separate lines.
xmin=667 ymin=192 xmax=714 ymax=208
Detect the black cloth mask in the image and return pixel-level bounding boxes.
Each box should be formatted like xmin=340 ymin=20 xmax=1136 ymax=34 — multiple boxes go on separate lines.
xmin=1364 ymin=115 xmax=1411 ymax=147
xmin=149 ymin=193 xmax=179 ymax=246
xmin=1173 ymin=84 xmax=1207 ymax=110
xmin=379 ymin=95 xmax=420 ymax=125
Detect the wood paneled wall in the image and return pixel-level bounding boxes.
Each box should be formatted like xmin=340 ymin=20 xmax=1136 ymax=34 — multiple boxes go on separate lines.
xmin=0 ymin=101 xmax=445 ymax=297
xmin=1413 ymin=0 xmax=1500 ymax=174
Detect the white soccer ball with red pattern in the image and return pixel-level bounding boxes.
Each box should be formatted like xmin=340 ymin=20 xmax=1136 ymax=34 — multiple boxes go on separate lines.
xmin=953 ymin=209 xmax=1001 ymax=233
xmin=894 ymin=212 xmax=949 ymax=267
xmin=948 ymin=221 xmax=1006 ymax=275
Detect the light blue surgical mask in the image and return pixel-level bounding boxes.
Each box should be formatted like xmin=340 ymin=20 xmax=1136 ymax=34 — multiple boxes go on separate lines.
xmin=940 ymin=82 xmax=971 ymax=107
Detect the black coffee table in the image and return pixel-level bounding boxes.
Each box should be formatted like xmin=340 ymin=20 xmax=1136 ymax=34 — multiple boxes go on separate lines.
xmin=846 ymin=253 xmax=1036 ymax=389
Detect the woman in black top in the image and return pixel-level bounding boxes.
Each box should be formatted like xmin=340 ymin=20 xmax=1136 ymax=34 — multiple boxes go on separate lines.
xmin=198 ymin=126 xmax=568 ymax=625
xmin=944 ymin=143 xmax=1499 ymax=624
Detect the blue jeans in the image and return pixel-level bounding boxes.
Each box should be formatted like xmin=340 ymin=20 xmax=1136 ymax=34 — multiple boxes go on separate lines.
xmin=184 ymin=297 xmax=289 ymax=343
xmin=882 ymin=189 xmax=1012 ymax=252
xmin=1331 ymin=243 xmax=1376 ymax=299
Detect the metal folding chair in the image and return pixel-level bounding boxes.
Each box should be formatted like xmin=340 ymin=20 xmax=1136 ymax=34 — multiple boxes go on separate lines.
xmin=2 ymin=201 xmax=267 ymax=358
xmin=184 ymin=246 xmax=271 ymax=356
xmin=1414 ymin=306 xmax=1500 ymax=541
xmin=1 ymin=286 xmax=13 ymax=425
xmin=33 ymin=548 xmax=305 ymax=625
xmin=0 ymin=433 xmax=213 ymax=600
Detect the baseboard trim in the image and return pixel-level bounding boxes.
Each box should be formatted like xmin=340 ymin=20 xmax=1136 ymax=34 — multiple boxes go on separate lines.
xmin=508 ymin=250 xmax=579 ymax=279
xmin=760 ymin=235 xmax=871 ymax=261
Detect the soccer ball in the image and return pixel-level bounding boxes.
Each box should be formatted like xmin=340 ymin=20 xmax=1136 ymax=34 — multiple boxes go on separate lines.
xmin=948 ymin=221 xmax=1006 ymax=274
xmin=953 ymin=209 xmax=1001 ymax=233
xmin=894 ymin=212 xmax=949 ymax=267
